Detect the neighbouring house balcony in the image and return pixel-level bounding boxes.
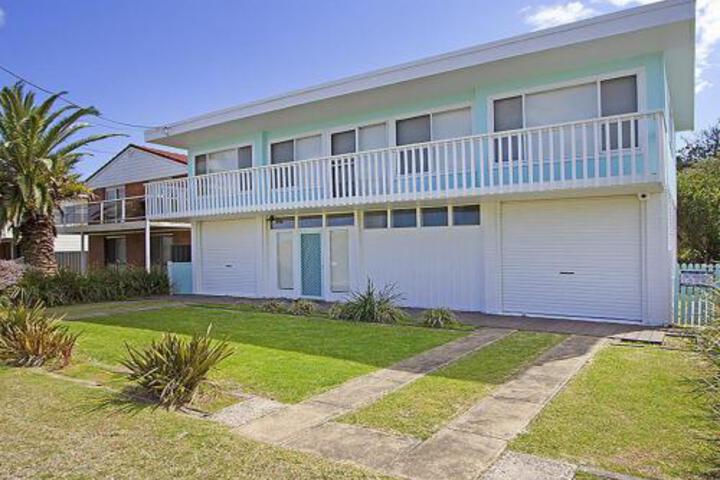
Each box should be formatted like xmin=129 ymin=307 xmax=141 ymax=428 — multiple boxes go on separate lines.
xmin=56 ymin=196 xmax=147 ymax=232
xmin=146 ymin=111 xmax=671 ymax=221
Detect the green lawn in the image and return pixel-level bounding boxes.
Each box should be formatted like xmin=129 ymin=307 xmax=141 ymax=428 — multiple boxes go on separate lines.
xmin=511 ymin=344 xmax=716 ymax=480
xmin=0 ymin=367 xmax=388 ymax=480
xmin=63 ymin=304 xmax=464 ymax=403
xmin=340 ymin=331 xmax=566 ymax=439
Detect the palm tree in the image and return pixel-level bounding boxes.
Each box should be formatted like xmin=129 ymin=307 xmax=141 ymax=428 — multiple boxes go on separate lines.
xmin=0 ymin=82 xmax=119 ymax=274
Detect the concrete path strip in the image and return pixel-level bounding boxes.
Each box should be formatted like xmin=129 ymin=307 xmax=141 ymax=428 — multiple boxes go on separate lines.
xmin=236 ymin=328 xmax=511 ymax=444
xmin=211 ymin=396 xmax=285 ymax=428
xmin=481 ymin=451 xmax=576 ymax=480
xmin=388 ymin=335 xmax=605 ymax=480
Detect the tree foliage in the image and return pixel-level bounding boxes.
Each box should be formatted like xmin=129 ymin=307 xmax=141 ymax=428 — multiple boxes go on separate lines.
xmin=677 ymin=120 xmax=720 ymax=168
xmin=0 ymin=83 xmax=119 ymax=273
xmin=677 ymin=156 xmax=720 ymax=262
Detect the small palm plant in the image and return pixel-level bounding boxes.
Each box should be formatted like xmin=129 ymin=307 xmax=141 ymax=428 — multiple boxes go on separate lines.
xmin=122 ymin=326 xmax=233 ymax=409
xmin=0 ymin=300 xmax=78 ymax=368
xmin=334 ymin=280 xmax=408 ymax=324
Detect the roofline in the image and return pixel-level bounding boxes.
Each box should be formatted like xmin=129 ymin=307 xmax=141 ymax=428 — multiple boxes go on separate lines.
xmin=130 ymin=144 xmax=187 ymax=164
xmin=146 ymin=0 xmax=695 ymax=143
xmin=84 ymin=144 xmax=187 ymax=184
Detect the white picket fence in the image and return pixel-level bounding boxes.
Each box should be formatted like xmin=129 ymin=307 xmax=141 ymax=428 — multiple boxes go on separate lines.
xmin=674 ymin=263 xmax=719 ymax=327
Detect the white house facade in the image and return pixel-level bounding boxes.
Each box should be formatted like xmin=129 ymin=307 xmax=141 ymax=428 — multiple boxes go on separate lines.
xmin=144 ymin=0 xmax=696 ymax=326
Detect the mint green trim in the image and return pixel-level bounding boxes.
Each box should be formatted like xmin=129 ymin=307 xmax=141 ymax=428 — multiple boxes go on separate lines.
xmin=186 ymin=53 xmax=668 ymax=177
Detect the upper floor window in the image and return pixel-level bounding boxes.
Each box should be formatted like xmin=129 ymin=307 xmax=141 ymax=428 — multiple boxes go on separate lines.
xmin=396 ymin=107 xmax=471 ymax=146
xmin=492 ymin=74 xmax=639 ymax=158
xmin=396 ymin=107 xmax=471 ymax=173
xmin=492 ymin=74 xmax=638 ymax=132
xmin=195 ymin=145 xmax=252 ymax=175
xmin=105 ymin=185 xmax=125 ymax=200
xmin=331 ymin=124 xmax=388 ymax=157
xmin=271 ymin=134 xmax=322 ymax=164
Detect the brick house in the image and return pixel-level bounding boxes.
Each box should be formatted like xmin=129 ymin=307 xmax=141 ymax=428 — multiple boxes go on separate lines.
xmin=57 ymin=144 xmax=191 ymax=270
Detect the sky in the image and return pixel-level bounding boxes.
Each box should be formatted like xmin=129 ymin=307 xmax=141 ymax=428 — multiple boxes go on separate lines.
xmin=0 ymin=0 xmax=718 ymax=178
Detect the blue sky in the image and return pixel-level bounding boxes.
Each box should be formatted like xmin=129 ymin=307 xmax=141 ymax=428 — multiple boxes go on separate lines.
xmin=0 ymin=0 xmax=717 ymax=177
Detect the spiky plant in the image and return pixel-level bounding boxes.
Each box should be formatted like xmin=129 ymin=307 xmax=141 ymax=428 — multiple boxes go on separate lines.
xmin=0 ymin=83 xmax=120 ymax=274
xmin=122 ymin=327 xmax=233 ymax=409
xmin=422 ymin=308 xmax=460 ymax=329
xmin=0 ymin=301 xmax=78 ymax=367
xmin=335 ymin=280 xmax=408 ymax=324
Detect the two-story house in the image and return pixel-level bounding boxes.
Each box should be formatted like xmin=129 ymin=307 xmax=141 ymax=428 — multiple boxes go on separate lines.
xmin=142 ymin=0 xmax=695 ymax=325
xmin=57 ymin=144 xmax=192 ymax=271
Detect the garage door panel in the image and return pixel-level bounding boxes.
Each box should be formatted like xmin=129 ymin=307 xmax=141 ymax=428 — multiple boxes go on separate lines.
xmin=363 ymin=228 xmax=482 ymax=311
xmin=502 ymin=197 xmax=642 ymax=321
xmin=201 ymin=219 xmax=258 ymax=296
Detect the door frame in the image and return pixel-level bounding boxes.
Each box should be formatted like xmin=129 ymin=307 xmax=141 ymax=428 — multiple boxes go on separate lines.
xmin=299 ymin=229 xmax=323 ymax=299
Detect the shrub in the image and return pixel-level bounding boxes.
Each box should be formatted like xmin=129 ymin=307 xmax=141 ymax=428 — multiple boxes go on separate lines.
xmin=422 ymin=308 xmax=460 ymax=329
xmin=8 ymin=267 xmax=170 ymax=307
xmin=334 ymin=280 xmax=408 ymax=324
xmin=288 ymin=299 xmax=317 ymax=316
xmin=0 ymin=259 xmax=25 ymax=292
xmin=327 ymin=303 xmax=345 ymax=320
xmin=122 ymin=327 xmax=233 ymax=409
xmin=0 ymin=301 xmax=78 ymax=368
xmin=259 ymin=300 xmax=288 ymax=314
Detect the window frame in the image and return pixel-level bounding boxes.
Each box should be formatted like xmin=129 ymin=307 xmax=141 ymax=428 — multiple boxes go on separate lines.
xmin=193 ymin=142 xmax=255 ymax=176
xmin=268 ymin=132 xmax=324 ymax=166
xmin=421 ymin=207 xmax=449 ymax=227
xmin=452 ymin=204 xmax=481 ymax=226
xmin=326 ymin=121 xmax=390 ymax=156
xmin=487 ymin=69 xmax=646 ymax=133
xmin=394 ymin=105 xmax=473 ymax=175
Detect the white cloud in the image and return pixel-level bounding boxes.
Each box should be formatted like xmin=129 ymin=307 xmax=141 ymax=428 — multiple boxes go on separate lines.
xmin=522 ymin=0 xmax=720 ymax=93
xmin=696 ymin=0 xmax=720 ymax=92
xmin=0 ymin=8 xmax=5 ymax=28
xmin=521 ymin=2 xmax=598 ymax=30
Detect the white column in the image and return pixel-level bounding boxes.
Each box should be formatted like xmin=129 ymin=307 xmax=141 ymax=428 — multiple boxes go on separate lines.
xmin=80 ymin=232 xmax=87 ymax=273
xmin=145 ymin=220 xmax=151 ymax=273
xmin=643 ymin=192 xmax=674 ymax=326
xmin=482 ymin=201 xmax=503 ymax=314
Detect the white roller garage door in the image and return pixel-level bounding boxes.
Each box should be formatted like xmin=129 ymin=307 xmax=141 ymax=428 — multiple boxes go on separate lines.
xmin=199 ymin=219 xmax=258 ymax=296
xmin=363 ymin=227 xmax=483 ymax=311
xmin=501 ymin=197 xmax=642 ymax=322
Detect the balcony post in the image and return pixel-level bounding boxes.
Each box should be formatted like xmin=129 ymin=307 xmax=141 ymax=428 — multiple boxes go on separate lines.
xmin=145 ymin=220 xmax=151 ymax=273
xmin=80 ymin=232 xmax=87 ymax=274
xmin=121 ymin=198 xmax=126 ymax=223
xmin=100 ymin=201 xmax=104 ymax=224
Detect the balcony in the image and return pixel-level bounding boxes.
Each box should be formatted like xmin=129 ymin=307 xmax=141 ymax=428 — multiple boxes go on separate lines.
xmin=56 ymin=196 xmax=147 ymax=231
xmin=146 ymin=111 xmax=669 ymax=221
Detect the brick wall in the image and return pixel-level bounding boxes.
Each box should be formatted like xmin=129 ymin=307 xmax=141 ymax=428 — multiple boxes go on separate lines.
xmin=88 ymin=235 xmax=105 ymax=268
xmin=126 ymin=233 xmax=145 ymax=266
xmin=125 ymin=182 xmax=145 ymax=197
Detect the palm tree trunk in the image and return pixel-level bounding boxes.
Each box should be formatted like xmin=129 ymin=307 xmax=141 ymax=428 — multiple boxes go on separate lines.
xmin=19 ymin=215 xmax=58 ymax=275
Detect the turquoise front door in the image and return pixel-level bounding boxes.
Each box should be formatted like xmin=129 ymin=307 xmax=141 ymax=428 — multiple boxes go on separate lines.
xmin=301 ymin=233 xmax=322 ymax=297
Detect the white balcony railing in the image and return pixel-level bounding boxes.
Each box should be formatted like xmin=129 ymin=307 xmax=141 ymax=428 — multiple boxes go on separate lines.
xmin=146 ymin=111 xmax=668 ymax=220
xmin=56 ymin=196 xmax=146 ymax=227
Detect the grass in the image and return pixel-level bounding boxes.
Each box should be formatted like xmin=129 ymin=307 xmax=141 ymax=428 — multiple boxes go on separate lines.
xmin=62 ymin=304 xmax=464 ymax=403
xmin=340 ymin=331 xmax=566 ymax=439
xmin=511 ymin=344 xmax=716 ymax=480
xmin=0 ymin=367 xmax=389 ymax=480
